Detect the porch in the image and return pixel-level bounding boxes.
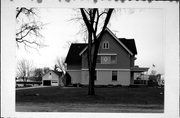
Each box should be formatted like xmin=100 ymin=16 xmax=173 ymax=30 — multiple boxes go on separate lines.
xmin=130 ymin=66 xmax=149 ymax=85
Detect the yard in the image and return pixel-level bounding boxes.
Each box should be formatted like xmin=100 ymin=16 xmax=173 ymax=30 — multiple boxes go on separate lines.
xmin=16 ymin=86 xmax=164 ymax=112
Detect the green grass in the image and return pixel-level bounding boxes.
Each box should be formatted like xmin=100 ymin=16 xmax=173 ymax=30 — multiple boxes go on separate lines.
xmin=16 ymin=86 xmax=164 ymax=105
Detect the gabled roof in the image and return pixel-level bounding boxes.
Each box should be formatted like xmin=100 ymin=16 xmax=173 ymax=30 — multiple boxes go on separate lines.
xmin=65 ymin=43 xmax=87 ymax=64
xmin=79 ymin=28 xmax=136 ymax=56
xmin=65 ymin=28 xmax=138 ymax=65
xmin=53 ymin=70 xmax=63 ymax=77
xmin=118 ymin=38 xmax=137 ymax=55
xmin=43 ymin=70 xmax=63 ymax=77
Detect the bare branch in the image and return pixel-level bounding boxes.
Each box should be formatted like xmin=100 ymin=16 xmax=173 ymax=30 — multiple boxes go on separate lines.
xmin=55 ymin=57 xmax=66 ymax=73
xmin=98 ymin=11 xmax=108 ymax=18
xmin=16 ymin=7 xmax=37 ymax=19
xmin=17 ymin=59 xmax=33 ymax=78
xmin=16 ymin=7 xmax=45 ymax=51
xmin=80 ymin=8 xmax=91 ymax=31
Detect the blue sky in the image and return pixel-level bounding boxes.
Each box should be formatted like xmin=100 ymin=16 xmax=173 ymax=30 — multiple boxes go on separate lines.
xmin=16 ymin=8 xmax=164 ymax=74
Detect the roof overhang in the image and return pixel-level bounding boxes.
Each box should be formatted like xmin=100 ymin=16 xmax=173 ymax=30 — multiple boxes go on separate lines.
xmin=79 ymin=28 xmax=133 ymax=56
xmin=131 ymin=67 xmax=149 ymax=72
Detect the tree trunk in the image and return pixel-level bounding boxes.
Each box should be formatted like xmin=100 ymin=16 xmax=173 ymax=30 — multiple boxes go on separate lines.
xmin=87 ymin=27 xmax=95 ymax=95
xmin=80 ymin=8 xmax=114 ymax=95
xmin=88 ymin=68 xmax=95 ymax=95
xmin=23 ymin=76 xmax=26 ymax=87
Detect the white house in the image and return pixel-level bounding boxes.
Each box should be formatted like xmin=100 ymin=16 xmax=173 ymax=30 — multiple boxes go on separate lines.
xmin=65 ymin=28 xmax=149 ymax=86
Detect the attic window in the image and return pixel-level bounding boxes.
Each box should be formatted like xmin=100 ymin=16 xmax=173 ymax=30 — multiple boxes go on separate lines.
xmin=102 ymin=41 xmax=109 ymax=49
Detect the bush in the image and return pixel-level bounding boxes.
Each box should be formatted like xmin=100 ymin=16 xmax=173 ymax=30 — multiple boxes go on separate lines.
xmin=148 ymin=80 xmax=158 ymax=87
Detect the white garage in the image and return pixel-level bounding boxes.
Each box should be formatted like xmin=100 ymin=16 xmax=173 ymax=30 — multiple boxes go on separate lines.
xmin=42 ymin=70 xmax=64 ymax=86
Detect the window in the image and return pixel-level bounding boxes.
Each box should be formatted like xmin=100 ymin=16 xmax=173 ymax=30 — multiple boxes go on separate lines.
xmin=101 ymin=56 xmax=111 ymax=64
xmin=97 ymin=55 xmax=117 ymax=64
xmin=111 ymin=55 xmax=117 ymax=64
xmin=102 ymin=41 xmax=109 ymax=49
xmin=112 ymin=71 xmax=117 ymax=81
xmin=52 ymin=80 xmax=58 ymax=83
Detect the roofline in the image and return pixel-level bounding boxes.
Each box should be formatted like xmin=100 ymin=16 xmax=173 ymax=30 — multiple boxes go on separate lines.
xmin=79 ymin=46 xmax=88 ymax=56
xmin=130 ymin=67 xmax=149 ymax=72
xmin=79 ymin=28 xmax=133 ymax=56
xmin=65 ymin=43 xmax=87 ymax=63
xmin=105 ymin=28 xmax=133 ymax=55
xmin=42 ymin=70 xmax=63 ymax=77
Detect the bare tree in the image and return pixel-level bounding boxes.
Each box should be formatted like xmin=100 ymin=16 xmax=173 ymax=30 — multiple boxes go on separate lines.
xmin=16 ymin=7 xmax=45 ymax=50
xmin=55 ymin=57 xmax=66 ymax=73
xmin=33 ymin=68 xmax=43 ymax=81
xmin=78 ymin=8 xmax=114 ymax=95
xmin=17 ymin=59 xmax=33 ymax=86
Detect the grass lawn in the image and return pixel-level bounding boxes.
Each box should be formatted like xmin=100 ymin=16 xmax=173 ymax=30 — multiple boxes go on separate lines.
xmin=16 ymin=86 xmax=164 ymax=112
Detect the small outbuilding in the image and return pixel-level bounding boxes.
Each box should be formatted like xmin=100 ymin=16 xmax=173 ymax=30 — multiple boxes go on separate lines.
xmin=42 ymin=70 xmax=64 ymax=86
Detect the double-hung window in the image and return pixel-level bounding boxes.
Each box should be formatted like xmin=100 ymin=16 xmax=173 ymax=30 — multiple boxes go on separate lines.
xmin=102 ymin=41 xmax=109 ymax=49
xmin=112 ymin=71 xmax=117 ymax=81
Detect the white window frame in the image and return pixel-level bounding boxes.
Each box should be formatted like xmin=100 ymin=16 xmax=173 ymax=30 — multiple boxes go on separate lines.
xmin=102 ymin=41 xmax=109 ymax=49
xmin=112 ymin=70 xmax=118 ymax=81
xmin=97 ymin=53 xmax=117 ymax=64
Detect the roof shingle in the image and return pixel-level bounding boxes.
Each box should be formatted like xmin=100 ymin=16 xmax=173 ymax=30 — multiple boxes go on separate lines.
xmin=65 ymin=43 xmax=87 ymax=64
xmin=118 ymin=38 xmax=137 ymax=55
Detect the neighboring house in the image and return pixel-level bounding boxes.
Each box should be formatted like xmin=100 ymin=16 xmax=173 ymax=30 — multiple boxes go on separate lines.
xmin=42 ymin=70 xmax=63 ymax=86
xmin=65 ymin=28 xmax=149 ymax=86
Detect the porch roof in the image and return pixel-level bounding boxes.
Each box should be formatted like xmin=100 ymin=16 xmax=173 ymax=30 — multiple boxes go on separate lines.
xmin=131 ymin=66 xmax=149 ymax=72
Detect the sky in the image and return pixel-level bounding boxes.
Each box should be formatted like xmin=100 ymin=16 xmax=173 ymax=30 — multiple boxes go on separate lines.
xmin=16 ymin=8 xmax=164 ymax=74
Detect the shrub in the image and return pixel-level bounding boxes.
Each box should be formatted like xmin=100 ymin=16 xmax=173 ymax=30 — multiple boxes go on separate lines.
xmin=148 ymin=80 xmax=158 ymax=87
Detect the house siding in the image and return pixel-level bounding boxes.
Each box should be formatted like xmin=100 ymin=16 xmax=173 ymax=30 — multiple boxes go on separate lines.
xmin=81 ymin=70 xmax=89 ymax=85
xmin=82 ymin=31 xmax=131 ymax=69
xmin=81 ymin=69 xmax=130 ymax=86
xmin=130 ymin=56 xmax=135 ymax=67
xmin=67 ymin=70 xmax=81 ymax=84
xmin=118 ymin=70 xmax=130 ymax=86
xmin=67 ymin=65 xmax=81 ymax=70
xmin=96 ymin=70 xmax=112 ymax=85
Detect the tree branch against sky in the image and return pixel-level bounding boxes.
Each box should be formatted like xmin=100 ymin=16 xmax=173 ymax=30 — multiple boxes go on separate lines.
xmin=16 ymin=7 xmax=46 ymax=51
xmin=55 ymin=57 xmax=66 ymax=73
